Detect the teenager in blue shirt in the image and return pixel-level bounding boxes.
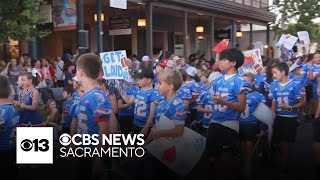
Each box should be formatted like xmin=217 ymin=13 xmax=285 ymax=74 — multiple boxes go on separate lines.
xmin=71 ymin=53 xmax=116 ymax=179
xmin=270 ymin=62 xmax=304 ymax=175
xmin=0 ymin=75 xmax=19 ymax=179
xmin=206 ymin=48 xmax=251 ymax=179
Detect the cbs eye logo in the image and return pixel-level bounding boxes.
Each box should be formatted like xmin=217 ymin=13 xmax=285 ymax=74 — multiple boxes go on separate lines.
xmin=59 ymin=134 xmax=72 ymax=146
xmin=20 ymin=139 xmax=50 ymax=152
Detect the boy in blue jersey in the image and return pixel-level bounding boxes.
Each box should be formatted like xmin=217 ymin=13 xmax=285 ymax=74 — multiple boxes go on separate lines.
xmin=206 ymin=48 xmax=251 ymax=179
xmin=177 ymin=69 xmax=192 ymax=108
xmin=0 ymin=75 xmax=19 ymax=178
xmin=302 ymin=54 xmax=314 ymax=119
xmin=270 ymin=62 xmax=304 ymax=175
xmin=309 ymin=53 xmax=320 ymax=116
xmin=239 ymin=73 xmax=265 ymax=178
xmin=71 ymin=53 xmax=115 ymax=179
xmin=197 ymin=71 xmax=221 ymax=137
xmin=313 ymin=52 xmax=320 ymax=178
xmin=186 ymin=66 xmax=201 ymax=127
xmin=117 ymin=81 xmax=138 ymax=134
xmin=146 ymin=69 xmax=187 ymax=143
xmin=62 ymin=86 xmax=74 ymax=134
xmin=121 ymin=68 xmax=159 ymax=136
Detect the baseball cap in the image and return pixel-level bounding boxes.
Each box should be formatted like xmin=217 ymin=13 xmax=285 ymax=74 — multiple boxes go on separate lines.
xmin=186 ymin=66 xmax=197 ymax=77
xmin=160 ymin=59 xmax=176 ymax=68
xmin=208 ymin=71 xmax=222 ymax=83
xmin=64 ymin=53 xmax=73 ymax=60
xmin=289 ymin=63 xmax=301 ymax=72
xmin=142 ymin=55 xmax=150 ymax=62
xmin=172 ymin=56 xmax=181 ymax=61
xmin=135 ymin=68 xmax=154 ymax=79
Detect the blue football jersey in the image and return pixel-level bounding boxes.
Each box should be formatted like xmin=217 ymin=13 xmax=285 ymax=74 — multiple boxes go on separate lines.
xmin=310 ymin=64 xmax=320 ymax=87
xmin=18 ymin=88 xmax=42 ymax=126
xmin=212 ymin=74 xmax=251 ymax=122
xmin=270 ymin=80 xmax=303 ymax=117
xmin=186 ymin=80 xmax=202 ymax=109
xmin=197 ymin=91 xmax=214 ymax=128
xmin=239 ymin=92 xmax=265 ymax=125
xmin=289 ymin=73 xmax=306 ymax=87
xmin=154 ymin=74 xmax=159 ymax=89
xmin=255 ymin=74 xmax=266 ymax=88
xmin=0 ymin=103 xmax=19 ymax=151
xmin=118 ymin=83 xmax=138 ymax=117
xmin=76 ymin=88 xmax=113 ymax=135
xmin=62 ymin=99 xmax=74 ymax=128
xmin=133 ymin=89 xmax=160 ymax=127
xmin=154 ymin=96 xmax=187 ymax=126
xmin=70 ymin=91 xmax=81 ymax=119
xmin=301 ymin=63 xmax=312 ymax=86
xmin=177 ymin=84 xmax=192 ymax=104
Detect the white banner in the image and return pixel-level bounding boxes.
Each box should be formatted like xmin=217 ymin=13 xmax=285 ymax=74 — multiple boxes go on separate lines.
xmin=297 ymin=31 xmax=311 ymax=46
xmin=110 ymin=0 xmax=127 ymax=9
xmin=145 ymin=115 xmax=206 ymax=176
xmin=100 ymin=50 xmax=129 ymax=79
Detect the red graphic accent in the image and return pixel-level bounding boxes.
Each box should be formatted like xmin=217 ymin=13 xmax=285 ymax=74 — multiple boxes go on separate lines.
xmin=285 ymin=35 xmax=291 ymax=39
xmin=244 ymin=56 xmax=255 ymax=67
xmin=212 ymin=39 xmax=229 ymax=53
xmin=162 ymin=146 xmax=176 ymax=163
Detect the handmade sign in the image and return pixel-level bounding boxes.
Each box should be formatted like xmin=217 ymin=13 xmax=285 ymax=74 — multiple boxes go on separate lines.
xmin=276 ymin=34 xmax=298 ymax=50
xmin=212 ymin=39 xmax=229 ymax=53
xmin=100 ymin=50 xmax=129 ymax=79
xmin=238 ymin=49 xmax=263 ymax=74
xmin=145 ymin=115 xmax=206 ymax=176
xmin=297 ymin=31 xmax=311 ymax=46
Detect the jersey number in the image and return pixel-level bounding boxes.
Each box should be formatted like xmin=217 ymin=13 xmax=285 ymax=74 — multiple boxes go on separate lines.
xmin=135 ymin=100 xmax=147 ymax=117
xmin=213 ymin=92 xmax=228 ymax=112
xmin=204 ymin=105 xmax=213 ymax=119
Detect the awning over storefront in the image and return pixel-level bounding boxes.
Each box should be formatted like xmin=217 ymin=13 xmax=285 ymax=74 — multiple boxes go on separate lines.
xmin=144 ymin=0 xmax=275 ymax=24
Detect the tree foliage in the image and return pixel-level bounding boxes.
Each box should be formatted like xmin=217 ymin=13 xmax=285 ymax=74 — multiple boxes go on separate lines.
xmin=0 ymin=0 xmax=51 ymax=43
xmin=270 ymin=0 xmax=320 ymax=41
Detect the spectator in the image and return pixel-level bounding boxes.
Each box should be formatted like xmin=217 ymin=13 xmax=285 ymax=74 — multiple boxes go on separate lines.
xmin=48 ymin=57 xmax=56 ymax=86
xmin=1 ymin=58 xmax=26 ymax=86
xmin=42 ymin=99 xmax=62 ymax=127
xmin=131 ymin=54 xmax=140 ymax=72
xmin=55 ymin=55 xmax=65 ymax=87
xmin=64 ymin=63 xmax=75 ymax=87
xmin=40 ymin=58 xmax=54 ymax=88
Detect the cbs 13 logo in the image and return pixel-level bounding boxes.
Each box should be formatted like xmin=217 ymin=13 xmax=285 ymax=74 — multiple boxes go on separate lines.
xmin=20 ymin=138 xmax=50 ymax=152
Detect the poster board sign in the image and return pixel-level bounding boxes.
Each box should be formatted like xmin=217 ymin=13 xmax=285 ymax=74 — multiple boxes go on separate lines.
xmin=276 ymin=34 xmax=298 ymax=50
xmin=238 ymin=49 xmax=263 ymax=74
xmin=212 ymin=39 xmax=229 ymax=53
xmin=100 ymin=50 xmax=129 ymax=79
xmin=52 ymin=0 xmax=76 ymax=31
xmin=297 ymin=31 xmax=311 ymax=46
xmin=145 ymin=115 xmax=206 ymax=176
xmin=110 ymin=0 xmax=127 ymax=9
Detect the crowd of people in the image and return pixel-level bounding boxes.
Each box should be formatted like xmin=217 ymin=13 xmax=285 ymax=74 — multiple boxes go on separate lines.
xmin=0 ymin=48 xmax=320 ymax=180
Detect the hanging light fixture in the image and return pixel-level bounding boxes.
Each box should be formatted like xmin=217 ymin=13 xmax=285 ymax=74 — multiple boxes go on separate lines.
xmin=236 ymin=29 xmax=243 ymax=38
xmin=94 ymin=13 xmax=105 ymax=22
xmin=138 ymin=18 xmax=146 ymax=27
xmin=196 ymin=26 xmax=204 ymax=33
xmin=198 ymin=36 xmax=204 ymax=40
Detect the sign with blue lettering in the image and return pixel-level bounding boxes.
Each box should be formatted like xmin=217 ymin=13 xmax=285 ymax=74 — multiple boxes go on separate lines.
xmin=100 ymin=50 xmax=129 ymax=79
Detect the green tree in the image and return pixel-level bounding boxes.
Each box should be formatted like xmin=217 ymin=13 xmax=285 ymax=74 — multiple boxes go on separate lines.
xmin=0 ymin=0 xmax=51 ymax=43
xmin=270 ymin=0 xmax=320 ymax=41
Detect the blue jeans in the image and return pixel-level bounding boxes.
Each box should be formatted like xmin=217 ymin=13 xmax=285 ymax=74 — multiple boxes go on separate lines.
xmin=45 ymin=79 xmax=53 ymax=88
